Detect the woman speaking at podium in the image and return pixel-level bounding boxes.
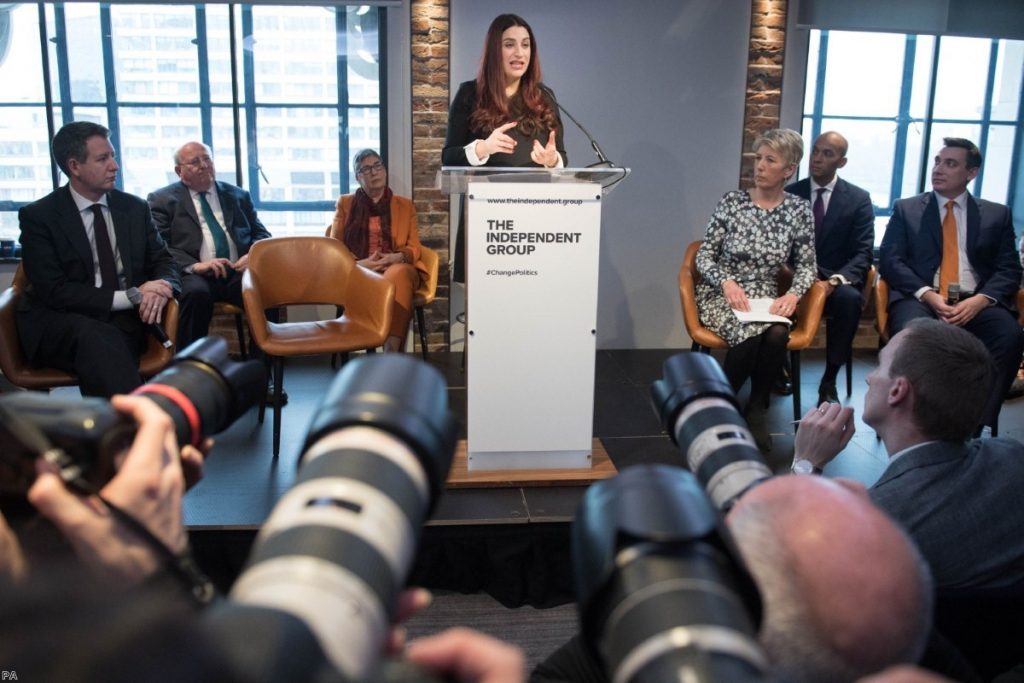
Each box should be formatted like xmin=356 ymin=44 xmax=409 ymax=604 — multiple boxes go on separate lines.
xmin=442 ymin=13 xmax=567 ymax=283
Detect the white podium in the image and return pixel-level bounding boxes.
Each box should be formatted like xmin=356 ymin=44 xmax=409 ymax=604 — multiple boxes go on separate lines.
xmin=439 ymin=167 xmax=629 ymax=472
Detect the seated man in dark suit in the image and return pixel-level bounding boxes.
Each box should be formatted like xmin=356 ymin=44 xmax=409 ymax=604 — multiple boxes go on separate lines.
xmin=17 ymin=121 xmax=179 ymax=397
xmin=786 ymin=131 xmax=874 ymax=404
xmin=147 ymin=141 xmax=273 ymax=351
xmin=797 ymin=318 xmax=1024 ymax=591
xmin=879 ymin=137 xmax=1023 ymax=434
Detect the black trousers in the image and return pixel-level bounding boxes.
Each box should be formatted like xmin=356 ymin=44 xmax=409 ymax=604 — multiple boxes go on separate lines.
xmin=824 ymin=284 xmax=865 ymax=369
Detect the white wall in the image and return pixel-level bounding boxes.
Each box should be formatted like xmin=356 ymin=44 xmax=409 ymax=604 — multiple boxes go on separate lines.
xmin=449 ymin=0 xmax=752 ymax=349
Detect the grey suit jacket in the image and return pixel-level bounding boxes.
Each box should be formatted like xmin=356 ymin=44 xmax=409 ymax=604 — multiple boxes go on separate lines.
xmin=17 ymin=185 xmax=179 ymax=357
xmin=147 ymin=181 xmax=271 ymax=271
xmin=869 ymin=438 xmax=1024 ymax=590
xmin=879 ymin=191 xmax=1020 ymax=311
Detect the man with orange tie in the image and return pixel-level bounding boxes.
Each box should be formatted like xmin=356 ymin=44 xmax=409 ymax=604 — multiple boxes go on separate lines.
xmin=879 ymin=137 xmax=1023 ymax=435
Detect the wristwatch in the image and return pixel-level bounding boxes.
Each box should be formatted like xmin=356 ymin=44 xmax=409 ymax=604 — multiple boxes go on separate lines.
xmin=827 ymin=275 xmax=843 ymax=287
xmin=126 ymin=286 xmax=142 ymax=306
xmin=791 ymin=458 xmax=822 ymax=475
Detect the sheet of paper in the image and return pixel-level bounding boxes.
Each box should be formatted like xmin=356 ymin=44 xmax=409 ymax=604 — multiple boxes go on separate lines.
xmin=732 ymin=298 xmax=792 ymax=325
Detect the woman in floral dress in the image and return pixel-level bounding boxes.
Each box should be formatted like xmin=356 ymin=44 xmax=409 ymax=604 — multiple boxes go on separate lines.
xmin=695 ymin=128 xmax=816 ymax=450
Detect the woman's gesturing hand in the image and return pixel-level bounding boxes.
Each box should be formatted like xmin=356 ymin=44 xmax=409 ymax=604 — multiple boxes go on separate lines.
xmin=477 ymin=122 xmax=518 ymax=158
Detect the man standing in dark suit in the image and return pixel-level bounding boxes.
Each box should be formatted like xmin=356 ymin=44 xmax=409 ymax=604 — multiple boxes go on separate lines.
xmin=147 ymin=141 xmax=272 ymax=351
xmin=17 ymin=121 xmax=179 ymax=398
xmin=786 ymin=131 xmax=874 ymax=405
xmin=879 ymin=137 xmax=1023 ymax=434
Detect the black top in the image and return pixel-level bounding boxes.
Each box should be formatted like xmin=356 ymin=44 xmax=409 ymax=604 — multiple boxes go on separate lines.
xmin=442 ymin=80 xmax=567 ymax=168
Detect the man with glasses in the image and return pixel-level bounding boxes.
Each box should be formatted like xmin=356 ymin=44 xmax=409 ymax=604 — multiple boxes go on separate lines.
xmin=147 ymin=141 xmax=275 ymax=356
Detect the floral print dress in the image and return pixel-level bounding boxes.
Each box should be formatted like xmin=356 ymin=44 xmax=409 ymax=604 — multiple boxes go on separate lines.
xmin=695 ymin=190 xmax=816 ymax=346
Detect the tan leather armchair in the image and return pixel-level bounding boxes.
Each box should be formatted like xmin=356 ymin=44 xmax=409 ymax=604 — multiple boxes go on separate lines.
xmin=412 ymin=245 xmax=440 ymax=360
xmin=678 ymin=240 xmax=828 ymax=420
xmin=242 ymin=236 xmax=394 ymax=456
xmin=0 ymin=264 xmax=179 ymax=390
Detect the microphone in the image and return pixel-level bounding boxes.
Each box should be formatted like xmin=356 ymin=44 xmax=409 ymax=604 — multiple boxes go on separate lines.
xmin=541 ymin=85 xmax=615 ymax=168
xmin=126 ymin=287 xmax=175 ymax=349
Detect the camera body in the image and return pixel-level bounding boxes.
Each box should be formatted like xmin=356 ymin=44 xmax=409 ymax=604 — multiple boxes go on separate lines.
xmin=0 ymin=336 xmax=263 ymax=497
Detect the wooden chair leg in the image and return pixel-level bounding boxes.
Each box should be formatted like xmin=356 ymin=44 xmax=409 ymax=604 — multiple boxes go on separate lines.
xmin=791 ymin=350 xmax=802 ymax=422
xmin=415 ymin=306 xmax=428 ymax=361
xmin=272 ymin=356 xmax=284 ymax=458
xmin=233 ymin=313 xmax=247 ymax=361
xmin=845 ymin=350 xmax=854 ymax=397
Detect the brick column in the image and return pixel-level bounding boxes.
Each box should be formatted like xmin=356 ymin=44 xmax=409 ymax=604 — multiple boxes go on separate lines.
xmin=740 ymin=0 xmax=787 ymax=189
xmin=410 ymin=0 xmax=450 ymax=351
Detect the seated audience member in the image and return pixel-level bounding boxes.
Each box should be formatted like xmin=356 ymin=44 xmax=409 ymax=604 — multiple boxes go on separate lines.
xmin=796 ymin=318 xmax=1024 ymax=591
xmin=532 ymin=476 xmax=932 ymax=683
xmin=327 ymin=149 xmax=427 ymax=353
xmin=17 ymin=121 xmax=179 ymax=398
xmin=147 ymin=141 xmax=272 ymax=352
xmin=695 ymin=128 xmax=816 ymax=451
xmin=879 ymin=137 xmax=1023 ymax=435
xmin=786 ymin=131 xmax=874 ymax=404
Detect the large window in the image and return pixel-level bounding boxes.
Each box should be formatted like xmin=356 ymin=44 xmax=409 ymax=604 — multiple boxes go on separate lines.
xmin=801 ymin=30 xmax=1024 ymax=243
xmin=0 ymin=3 xmax=385 ymax=241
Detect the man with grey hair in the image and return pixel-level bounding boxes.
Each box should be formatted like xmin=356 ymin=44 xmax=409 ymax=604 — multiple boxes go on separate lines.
xmin=531 ymin=475 xmax=933 ymax=682
xmin=147 ymin=141 xmax=273 ymax=353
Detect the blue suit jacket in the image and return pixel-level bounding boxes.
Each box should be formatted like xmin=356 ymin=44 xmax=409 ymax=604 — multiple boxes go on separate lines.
xmin=147 ymin=180 xmax=271 ymax=271
xmin=879 ymin=192 xmax=1020 ymax=311
xmin=786 ymin=176 xmax=874 ymax=287
xmin=869 ymin=438 xmax=1024 ymax=590
xmin=17 ymin=185 xmax=179 ymax=357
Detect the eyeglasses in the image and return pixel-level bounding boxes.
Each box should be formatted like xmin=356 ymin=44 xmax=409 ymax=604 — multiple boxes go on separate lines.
xmin=356 ymin=161 xmax=385 ymax=176
xmin=183 ymin=155 xmax=213 ymax=169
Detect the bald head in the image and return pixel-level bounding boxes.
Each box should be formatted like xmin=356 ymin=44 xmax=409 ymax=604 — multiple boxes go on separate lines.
xmin=809 ymin=131 xmax=849 ymax=185
xmin=727 ymin=476 xmax=932 ymax=681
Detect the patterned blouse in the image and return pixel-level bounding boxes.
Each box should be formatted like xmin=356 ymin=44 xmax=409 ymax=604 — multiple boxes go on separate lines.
xmin=695 ymin=190 xmax=816 ymax=346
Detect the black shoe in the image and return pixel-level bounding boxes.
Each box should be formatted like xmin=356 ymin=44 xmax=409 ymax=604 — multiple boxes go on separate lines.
xmin=744 ymin=406 xmax=773 ymax=453
xmin=1006 ymin=377 xmax=1024 ymax=401
xmin=265 ymin=382 xmax=289 ymax=407
xmin=773 ymin=369 xmax=793 ymax=396
xmin=817 ymin=381 xmax=839 ymax=406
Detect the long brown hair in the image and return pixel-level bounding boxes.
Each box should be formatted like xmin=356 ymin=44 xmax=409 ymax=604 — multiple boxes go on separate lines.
xmin=470 ymin=14 xmax=557 ymax=137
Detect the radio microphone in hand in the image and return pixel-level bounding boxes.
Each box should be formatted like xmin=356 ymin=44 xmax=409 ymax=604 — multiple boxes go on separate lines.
xmin=126 ymin=287 xmax=175 ymax=349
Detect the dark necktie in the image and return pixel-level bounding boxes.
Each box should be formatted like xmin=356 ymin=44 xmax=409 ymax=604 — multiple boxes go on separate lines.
xmin=813 ymin=187 xmax=826 ymax=242
xmin=89 ymin=204 xmax=118 ymax=290
xmin=198 ymin=191 xmax=230 ymax=259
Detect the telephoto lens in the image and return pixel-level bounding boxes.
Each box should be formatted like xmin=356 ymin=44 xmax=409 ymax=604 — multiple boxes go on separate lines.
xmin=573 ymin=465 xmax=766 ymax=683
xmin=650 ymin=353 xmax=772 ymax=511
xmin=209 ymin=354 xmax=457 ymax=682
xmin=134 ymin=336 xmax=265 ymax=450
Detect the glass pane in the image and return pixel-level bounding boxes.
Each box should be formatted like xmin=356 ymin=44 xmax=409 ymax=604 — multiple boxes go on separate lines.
xmin=803 ymin=30 xmax=821 ymax=116
xmin=212 ymin=106 xmax=246 ymax=187
xmin=822 ymin=31 xmax=904 ymax=117
xmin=991 ymin=40 xmax=1023 ymax=122
xmin=980 ymin=125 xmax=1015 ymax=205
xmin=263 ymin=209 xmax=336 ymax=238
xmin=1 ymin=5 xmax=46 ymax=102
xmin=901 ymin=122 xmax=926 ymax=199
xmin=924 ymin=123 xmax=982 ymax=195
xmin=206 ymin=5 xmax=239 ymax=104
xmin=249 ymin=6 xmax=338 ymax=105
xmin=908 ymin=34 xmax=935 ymax=119
xmin=0 ymin=107 xmax=53 ymax=203
xmin=254 ymin=107 xmax=339 ymax=201
xmin=347 ymin=6 xmax=379 ymax=106
xmin=110 ymin=6 xmax=200 ymax=104
xmin=63 ymin=5 xmax=107 ymax=103
xmin=120 ymin=107 xmax=202 ymax=197
xmin=933 ymin=37 xmax=990 ymax=120
xmin=798 ymin=117 xmax=814 ymax=180
xmin=820 ymin=118 xmax=895 ymax=210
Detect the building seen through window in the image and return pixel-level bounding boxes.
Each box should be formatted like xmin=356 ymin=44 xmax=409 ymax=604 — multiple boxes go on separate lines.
xmin=0 ymin=3 xmax=384 ymax=241
xmin=801 ymin=29 xmax=1024 ymax=244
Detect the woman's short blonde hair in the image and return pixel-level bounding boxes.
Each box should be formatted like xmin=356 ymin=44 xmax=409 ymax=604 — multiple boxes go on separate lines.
xmin=752 ymin=128 xmax=804 ymax=168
